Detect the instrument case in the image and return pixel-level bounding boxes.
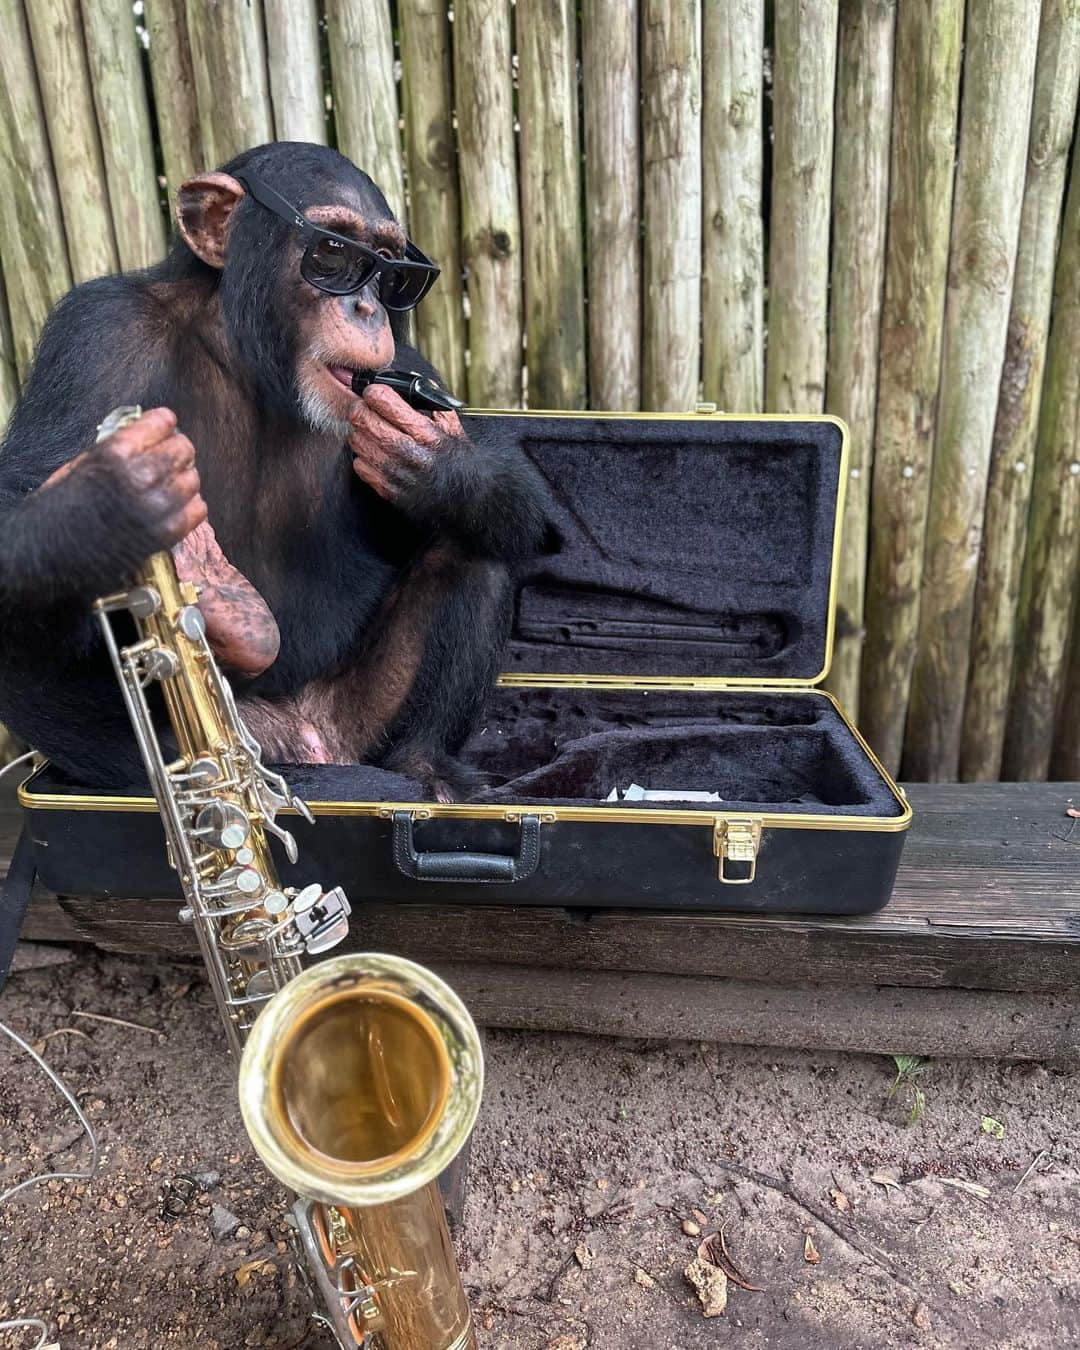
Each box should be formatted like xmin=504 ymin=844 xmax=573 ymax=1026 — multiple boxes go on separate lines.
xmin=20 ymin=411 xmax=910 ymax=915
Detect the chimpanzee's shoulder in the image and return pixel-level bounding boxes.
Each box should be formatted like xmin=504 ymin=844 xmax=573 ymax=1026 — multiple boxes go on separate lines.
xmin=46 ymin=272 xmax=169 ymax=337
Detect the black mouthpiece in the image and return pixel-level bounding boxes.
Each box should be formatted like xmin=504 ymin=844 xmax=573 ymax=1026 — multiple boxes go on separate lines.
xmin=351 ymin=368 xmax=464 ymax=415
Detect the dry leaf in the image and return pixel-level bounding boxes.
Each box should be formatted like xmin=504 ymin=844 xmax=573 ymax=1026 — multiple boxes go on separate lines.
xmin=692 ymin=1208 xmax=708 ymax=1225
xmin=684 ymin=1257 xmax=728 ymax=1316
xmin=938 ymin=1177 xmax=991 ymax=1202
xmin=803 ymin=1233 xmax=821 ymax=1265
xmin=830 ymin=1187 xmax=850 ymax=1212
xmin=700 ymin=1229 xmax=765 ymax=1293
xmin=574 ymin=1242 xmax=594 ymax=1270
xmin=870 ymin=1171 xmax=902 ymax=1196
xmin=948 ymin=1280 xmax=966 ymax=1296
xmin=981 ymin=1116 xmax=1006 ymax=1140
xmin=633 ymin=1267 xmax=655 ymax=1290
xmin=234 ymin=1258 xmax=276 ymax=1287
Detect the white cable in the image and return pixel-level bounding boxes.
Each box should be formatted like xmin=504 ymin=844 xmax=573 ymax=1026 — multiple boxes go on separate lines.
xmin=0 ymin=748 xmax=38 ymax=789
xmin=0 ymin=1317 xmax=49 ymax=1348
xmin=0 ymin=1020 xmax=100 ymax=1204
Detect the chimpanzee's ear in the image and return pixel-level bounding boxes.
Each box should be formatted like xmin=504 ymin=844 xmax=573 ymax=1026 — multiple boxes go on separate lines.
xmin=176 ymin=172 xmax=246 ymax=269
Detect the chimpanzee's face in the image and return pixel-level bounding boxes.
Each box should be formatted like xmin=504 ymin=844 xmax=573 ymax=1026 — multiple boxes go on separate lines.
xmin=290 ymin=199 xmax=403 ymax=435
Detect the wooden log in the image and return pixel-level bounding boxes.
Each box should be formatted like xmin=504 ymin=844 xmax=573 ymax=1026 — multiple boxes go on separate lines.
xmin=82 ymin=0 xmax=167 ymax=271
xmin=822 ymin=0 xmax=896 ymax=717
xmin=906 ymin=0 xmax=1041 ymax=782
xmin=24 ymin=0 xmax=118 ymax=282
xmin=264 ymin=0 xmax=326 ymax=144
xmin=1004 ymin=130 xmax=1080 ymax=781
xmin=764 ymin=0 xmax=838 ymax=414
xmin=399 ymin=0 xmax=466 ymax=394
xmin=440 ymin=965 xmax=1080 ymax=1063
xmin=0 ymin=266 xmax=18 ymax=430
xmin=1051 ymin=615 xmax=1080 ymax=780
xmin=701 ymin=0 xmax=763 ymax=414
xmin=0 ymin=0 xmax=73 ymax=378
xmin=325 ymin=0 xmax=405 ymax=224
xmin=516 ymin=0 xmax=586 ymax=410
xmin=582 ymin=0 xmax=641 ymax=411
xmin=453 ymin=0 xmax=523 ymax=407
xmin=145 ymin=0 xmax=204 ymax=197
xmin=642 ymin=0 xmax=702 ymax=413
xmin=962 ymin=1 xmax=1080 ymax=782
xmin=859 ymin=1 xmax=964 ymax=776
xmin=185 ymin=0 xmax=273 ymax=167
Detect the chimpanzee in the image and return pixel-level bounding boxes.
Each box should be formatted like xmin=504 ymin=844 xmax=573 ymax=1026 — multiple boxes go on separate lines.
xmin=0 ymin=142 xmax=551 ymax=799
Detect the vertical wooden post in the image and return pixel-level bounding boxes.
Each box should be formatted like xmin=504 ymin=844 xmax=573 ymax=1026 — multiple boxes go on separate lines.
xmin=265 ymin=0 xmax=326 ymax=144
xmin=517 ymin=0 xmax=586 ymax=409
xmin=0 ymin=0 xmax=73 ymax=378
xmin=701 ymin=0 xmax=763 ymax=413
xmin=642 ymin=0 xmax=702 ymax=413
xmin=0 ymin=268 xmax=18 ymax=431
xmin=906 ymin=0 xmax=1041 ymax=782
xmin=582 ymin=0 xmax=640 ymax=411
xmin=82 ymin=0 xmax=167 ymax=271
xmin=859 ymin=1 xmax=963 ymax=776
xmin=24 ymin=0 xmax=118 ymax=281
xmin=325 ymin=0 xmax=405 ymax=225
xmin=399 ymin=0 xmax=466 ymax=394
xmin=765 ymin=0 xmax=838 ymax=414
xmin=145 ymin=0 xmax=204 ymax=197
xmin=1004 ymin=132 xmax=1080 ymax=781
xmin=185 ymin=0 xmax=273 ymax=167
xmin=962 ymin=0 xmax=1080 ymax=781
xmin=1051 ymin=614 xmax=1080 ymax=780
xmin=453 ymin=0 xmax=523 ymax=407
xmin=823 ymin=0 xmax=896 ymax=717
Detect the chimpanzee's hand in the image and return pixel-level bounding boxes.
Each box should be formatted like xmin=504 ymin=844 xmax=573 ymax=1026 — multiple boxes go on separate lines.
xmin=43 ymin=406 xmax=208 ymax=551
xmin=347 ymin=383 xmax=463 ymax=501
xmin=173 ymin=520 xmax=281 ymax=677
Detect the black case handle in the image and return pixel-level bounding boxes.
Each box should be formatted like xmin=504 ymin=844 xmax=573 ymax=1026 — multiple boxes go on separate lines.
xmin=392 ymin=810 xmax=541 ymax=884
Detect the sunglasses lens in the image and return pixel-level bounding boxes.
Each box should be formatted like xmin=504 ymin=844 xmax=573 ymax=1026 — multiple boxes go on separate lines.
xmin=380 ymin=263 xmax=438 ymax=312
xmin=302 ymin=236 xmax=373 ymax=295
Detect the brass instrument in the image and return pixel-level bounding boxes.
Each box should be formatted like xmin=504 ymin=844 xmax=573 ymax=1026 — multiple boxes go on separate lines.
xmin=93 ymin=407 xmax=482 ymax=1349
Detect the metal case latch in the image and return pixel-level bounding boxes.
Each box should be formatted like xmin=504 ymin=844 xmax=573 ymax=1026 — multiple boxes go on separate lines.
xmin=713 ymin=818 xmax=762 ymax=884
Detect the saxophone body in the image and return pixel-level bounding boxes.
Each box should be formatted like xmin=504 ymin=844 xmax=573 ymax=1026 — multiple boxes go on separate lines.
xmin=93 ymin=408 xmax=482 ymax=1350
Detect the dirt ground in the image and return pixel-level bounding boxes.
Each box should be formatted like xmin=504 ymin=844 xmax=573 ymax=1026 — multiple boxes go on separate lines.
xmin=0 ymin=946 xmax=1077 ymax=1350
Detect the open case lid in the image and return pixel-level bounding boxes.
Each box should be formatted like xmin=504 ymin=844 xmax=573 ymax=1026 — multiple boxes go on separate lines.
xmin=464 ymin=411 xmax=847 ymax=687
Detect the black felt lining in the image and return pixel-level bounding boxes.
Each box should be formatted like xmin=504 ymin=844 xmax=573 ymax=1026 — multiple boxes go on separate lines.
xmin=461 ymin=687 xmax=902 ymax=817
xmin=463 ymin=414 xmax=843 ymax=683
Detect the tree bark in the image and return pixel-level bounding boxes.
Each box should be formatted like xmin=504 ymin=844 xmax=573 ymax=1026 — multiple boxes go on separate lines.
xmin=264 ymin=0 xmax=326 ymax=144
xmin=961 ymin=0 xmax=1080 ymax=781
xmin=82 ymin=0 xmax=167 ymax=271
xmin=906 ymin=0 xmax=1041 ymax=782
xmin=642 ymin=0 xmax=702 ymax=413
xmin=185 ymin=0 xmax=273 ymax=168
xmin=859 ymin=1 xmax=964 ymax=775
xmin=823 ymin=0 xmax=896 ymax=717
xmin=453 ymin=0 xmax=523 ymax=407
xmin=399 ymin=0 xmax=467 ymax=394
xmin=1004 ymin=127 xmax=1080 ymax=781
xmin=145 ymin=0 xmax=204 ymax=199
xmin=701 ymin=0 xmax=763 ymax=414
xmin=325 ymin=0 xmax=404 ymax=225
xmin=0 ymin=0 xmax=73 ymax=379
xmin=764 ymin=0 xmax=838 ymax=414
xmin=582 ymin=0 xmax=641 ymax=411
xmin=517 ymin=0 xmax=585 ymax=409
xmin=24 ymin=0 xmax=118 ymax=282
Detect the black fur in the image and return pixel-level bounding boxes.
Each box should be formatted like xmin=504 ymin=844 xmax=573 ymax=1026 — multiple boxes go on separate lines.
xmin=0 ymin=142 xmax=551 ymax=789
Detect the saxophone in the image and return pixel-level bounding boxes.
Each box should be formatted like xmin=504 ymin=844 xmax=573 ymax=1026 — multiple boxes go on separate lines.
xmin=92 ymin=407 xmax=482 ymax=1350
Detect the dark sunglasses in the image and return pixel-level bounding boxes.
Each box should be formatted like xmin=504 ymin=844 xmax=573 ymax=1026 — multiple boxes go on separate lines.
xmin=233 ymin=171 xmax=440 ymax=312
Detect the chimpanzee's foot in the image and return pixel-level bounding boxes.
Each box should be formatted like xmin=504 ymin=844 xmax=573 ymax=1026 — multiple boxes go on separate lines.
xmin=173 ymin=521 xmax=280 ymax=677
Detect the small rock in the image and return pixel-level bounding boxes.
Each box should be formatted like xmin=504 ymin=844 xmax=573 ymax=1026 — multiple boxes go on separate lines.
xmin=545 ymin=1336 xmax=587 ymax=1350
xmin=684 ymin=1257 xmax=728 ymax=1317
xmin=596 ymin=1178 xmax=608 ymax=1191
xmin=633 ymin=1267 xmax=655 ymax=1290
xmin=210 ymin=1205 xmax=242 ymax=1241
xmin=682 ymin=1218 xmax=701 ymax=1237
xmin=912 ymin=1303 xmax=932 ymax=1330
xmin=574 ymin=1242 xmax=594 ymax=1270
xmin=194 ymin=1170 xmax=221 ymax=1189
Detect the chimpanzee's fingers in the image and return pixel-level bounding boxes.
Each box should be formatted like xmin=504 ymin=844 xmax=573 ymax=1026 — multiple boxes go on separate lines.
xmin=163 ymin=493 xmax=209 ymax=545
xmin=349 ymin=405 xmax=436 ymax=467
xmin=361 ymin=384 xmax=442 ymax=448
xmin=110 ymin=407 xmax=178 ymax=450
xmin=432 ymin=410 xmax=464 ymax=438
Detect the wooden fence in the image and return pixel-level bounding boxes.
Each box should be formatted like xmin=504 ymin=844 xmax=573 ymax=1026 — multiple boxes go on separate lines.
xmin=0 ymin=0 xmax=1077 ymax=785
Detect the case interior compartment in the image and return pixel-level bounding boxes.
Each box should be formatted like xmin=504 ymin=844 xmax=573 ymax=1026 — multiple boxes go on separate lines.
xmin=463 ymin=413 xmax=844 ymax=683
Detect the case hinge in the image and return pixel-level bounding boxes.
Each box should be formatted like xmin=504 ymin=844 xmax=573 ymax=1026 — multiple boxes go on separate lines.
xmin=713 ymin=818 xmax=762 ymax=884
